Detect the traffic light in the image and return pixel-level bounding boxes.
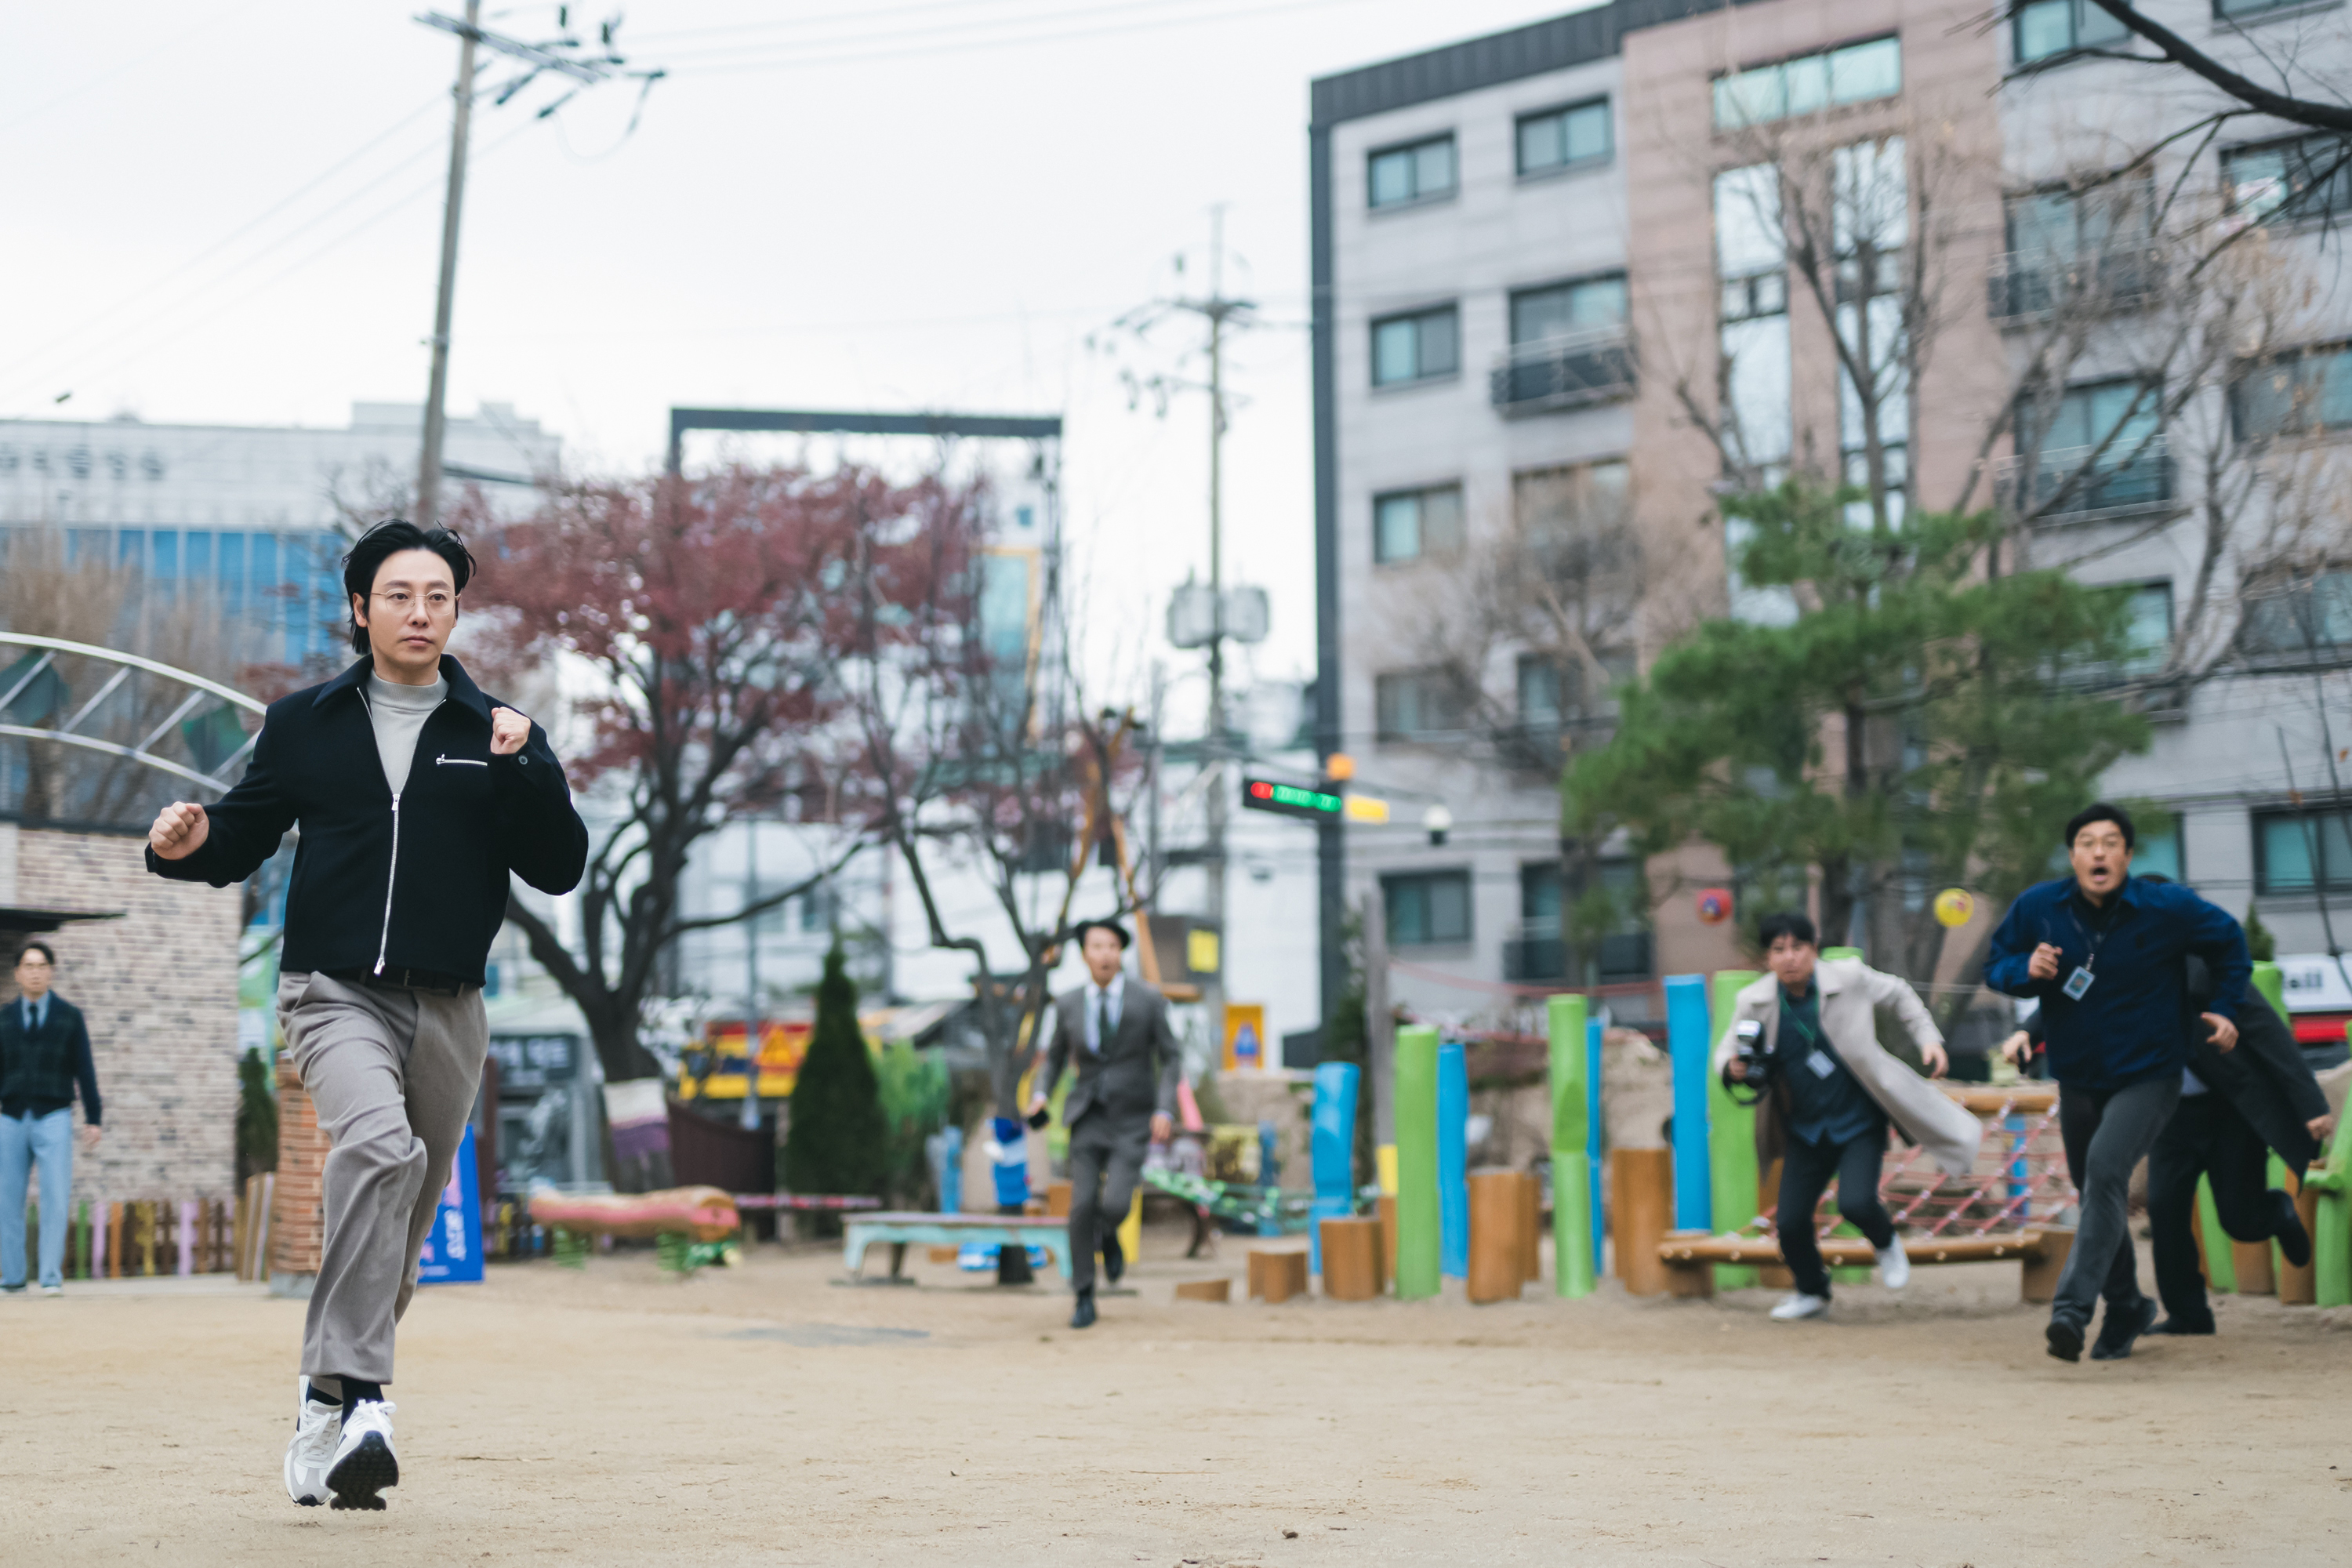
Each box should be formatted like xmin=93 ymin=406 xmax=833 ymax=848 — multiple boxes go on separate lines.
xmin=1241 ymin=775 xmax=1342 ymax=821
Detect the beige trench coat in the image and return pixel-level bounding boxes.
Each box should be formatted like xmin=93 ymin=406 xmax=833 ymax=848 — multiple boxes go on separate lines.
xmin=1711 ymin=957 xmax=1984 ymax=1177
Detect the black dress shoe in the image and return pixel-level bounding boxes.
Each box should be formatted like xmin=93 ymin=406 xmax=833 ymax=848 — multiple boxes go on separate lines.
xmin=1069 ymin=1289 xmax=1097 ymax=1330
xmin=2089 ymin=1297 xmax=2158 ymax=1360
xmin=2045 ymin=1315 xmax=2085 ymax=1363
xmin=2274 ymin=1191 xmax=2313 ymax=1270
xmin=2151 ymin=1317 xmax=2214 ymax=1336
xmin=1102 ymin=1229 xmax=1125 ymax=1286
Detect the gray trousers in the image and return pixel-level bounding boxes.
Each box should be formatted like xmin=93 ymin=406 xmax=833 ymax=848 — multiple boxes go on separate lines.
xmin=2051 ymin=1073 xmax=2181 ymax=1329
xmin=1065 ymin=1110 xmax=1149 ymax=1294
xmin=278 ymin=971 xmax=487 ymax=1385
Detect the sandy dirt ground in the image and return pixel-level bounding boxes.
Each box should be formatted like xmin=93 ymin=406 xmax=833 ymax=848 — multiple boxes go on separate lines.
xmin=5 ymin=1221 xmax=2348 ymax=1566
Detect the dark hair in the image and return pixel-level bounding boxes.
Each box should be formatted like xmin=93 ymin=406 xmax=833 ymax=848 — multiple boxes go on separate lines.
xmin=343 ymin=518 xmax=478 ymax=655
xmin=2062 ymin=801 xmax=2136 ymax=851
xmin=15 ymin=939 xmax=56 ymax=967
xmin=1756 ymin=911 xmax=1817 ymax=950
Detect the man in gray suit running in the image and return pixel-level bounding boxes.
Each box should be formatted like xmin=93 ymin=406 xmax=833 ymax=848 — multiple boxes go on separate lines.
xmin=1028 ymin=918 xmax=1181 ymax=1329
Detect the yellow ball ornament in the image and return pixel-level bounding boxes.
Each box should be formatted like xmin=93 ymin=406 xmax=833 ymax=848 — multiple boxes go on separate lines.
xmin=1932 ymin=887 xmax=1975 ymax=929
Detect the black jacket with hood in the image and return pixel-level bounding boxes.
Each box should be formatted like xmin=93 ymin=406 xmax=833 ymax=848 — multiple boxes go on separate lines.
xmin=147 ymin=656 xmax=587 ymax=985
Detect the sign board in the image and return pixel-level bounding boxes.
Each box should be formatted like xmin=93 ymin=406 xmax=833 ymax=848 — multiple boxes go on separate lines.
xmin=683 ymin=1020 xmax=811 ymax=1101
xmin=1188 ymin=927 xmax=1222 ymax=977
xmin=1224 ymin=1002 xmax=1267 ymax=1071
xmin=1242 ymin=775 xmax=1342 ymax=821
xmin=2278 ymin=953 xmax=2352 ymax=1013
xmin=416 ymin=1124 xmax=483 ymax=1286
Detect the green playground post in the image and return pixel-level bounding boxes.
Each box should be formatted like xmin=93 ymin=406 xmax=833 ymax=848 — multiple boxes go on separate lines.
xmin=2196 ymin=1174 xmax=2238 ymax=1293
xmin=1547 ymin=994 xmax=1593 ymax=1298
xmin=1708 ymin=970 xmax=1762 ymax=1288
xmin=2250 ymin=964 xmax=2295 ymax=1285
xmin=2310 ymin=1023 xmax=2352 ymax=1308
xmin=1394 ymin=1025 xmax=1443 ymax=1301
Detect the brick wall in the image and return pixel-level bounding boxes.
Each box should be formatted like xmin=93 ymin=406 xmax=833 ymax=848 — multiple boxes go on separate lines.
xmin=270 ymin=1058 xmax=328 ymax=1275
xmin=2 ymin=823 xmax=241 ymax=1207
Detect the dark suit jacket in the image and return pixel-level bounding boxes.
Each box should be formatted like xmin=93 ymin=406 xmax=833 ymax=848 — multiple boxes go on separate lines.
xmin=1037 ymin=978 xmax=1182 ymax=1128
xmin=0 ymin=994 xmax=101 ymax=1124
xmin=2182 ymin=956 xmax=2330 ymax=1174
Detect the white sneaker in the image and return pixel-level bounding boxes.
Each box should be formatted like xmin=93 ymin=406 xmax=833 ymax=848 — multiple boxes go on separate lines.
xmin=284 ymin=1378 xmax=340 ymax=1507
xmin=1769 ymin=1292 xmax=1829 ymax=1321
xmin=1877 ymin=1238 xmax=1911 ymax=1290
xmin=39 ymin=1284 xmax=62 ymax=1298
xmin=325 ymin=1399 xmax=399 ymax=1511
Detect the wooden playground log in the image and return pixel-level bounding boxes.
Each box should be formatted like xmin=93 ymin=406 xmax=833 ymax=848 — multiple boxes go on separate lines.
xmin=1660 ymin=1230 xmax=2051 ymax=1268
xmin=2234 ymin=1236 xmax=2277 ymax=1296
xmin=1612 ymin=1148 xmax=1673 ymax=1297
xmin=1377 ymin=1196 xmax=1398 ymax=1293
xmin=1247 ymin=1248 xmax=1308 ymax=1304
xmin=1517 ymin=1171 xmax=1542 ymax=1286
xmin=1046 ymin=1181 xmax=1072 ymax=1218
xmin=1319 ymin=1218 xmax=1381 ymax=1301
xmin=2280 ymin=1174 xmax=2318 ymax=1305
xmin=1466 ymin=1171 xmax=1526 ymax=1304
xmin=1936 ymin=1083 xmax=2060 ymax=1115
xmin=1174 ymin=1278 xmax=1231 ymax=1303
xmin=1662 ymin=1229 xmax=1716 ymax=1297
xmin=2021 ymin=1227 xmax=2073 ymax=1304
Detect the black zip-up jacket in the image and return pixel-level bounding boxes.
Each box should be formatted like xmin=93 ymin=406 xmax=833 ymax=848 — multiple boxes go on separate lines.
xmin=146 ymin=656 xmax=587 ymax=985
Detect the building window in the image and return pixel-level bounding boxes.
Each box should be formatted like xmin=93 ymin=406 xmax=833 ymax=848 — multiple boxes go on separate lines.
xmin=1996 ymin=176 xmax=2158 ymax=319
xmin=2256 ymin=809 xmax=2352 ymax=896
xmin=2217 ymin=0 xmax=2323 ymax=16
xmin=2133 ymin=822 xmax=2184 ymax=882
xmin=1494 ymin=277 xmax=1631 ymax=412
xmin=2018 ymin=378 xmax=2168 ymax=514
xmin=1368 ymin=134 xmax=1456 ymax=209
xmin=1516 ymin=656 xmax=1562 ymax=729
xmin=2233 ymin=343 xmax=2352 ymax=441
xmin=2013 ymin=0 xmax=2128 ymax=64
xmin=800 ymin=880 xmax=835 ymax=932
xmin=2121 ymin=581 xmax=2173 ymax=673
xmin=1383 ymin=869 xmax=1472 ymax=946
xmin=2241 ymin=568 xmax=2352 ymax=659
xmin=1517 ymin=98 xmax=1610 ymax=176
xmin=1374 ymin=670 xmax=1458 ymax=741
xmin=1513 ymin=458 xmax=1630 ymax=541
xmin=1371 ymin=305 xmax=1459 ymax=387
xmin=2224 ymin=134 xmax=2352 ymax=226
xmin=1509 ymin=274 xmax=1628 ymax=346
xmin=1373 ymin=483 xmax=1465 ymax=564
xmin=1711 ymin=36 xmax=1900 ymax=129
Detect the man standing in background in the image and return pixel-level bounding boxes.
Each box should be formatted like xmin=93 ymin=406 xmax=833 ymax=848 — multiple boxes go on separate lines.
xmin=0 ymin=939 xmax=102 ymax=1296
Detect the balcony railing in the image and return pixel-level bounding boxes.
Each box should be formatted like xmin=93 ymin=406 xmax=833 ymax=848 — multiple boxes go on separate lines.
xmin=2001 ymin=434 xmax=2174 ymax=521
xmin=1987 ymin=244 xmax=2165 ymax=325
xmin=1490 ymin=325 xmax=1635 ymax=416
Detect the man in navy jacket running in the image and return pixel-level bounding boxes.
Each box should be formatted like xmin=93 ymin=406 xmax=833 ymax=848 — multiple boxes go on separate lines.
xmin=1986 ymin=802 xmax=2249 ymax=1364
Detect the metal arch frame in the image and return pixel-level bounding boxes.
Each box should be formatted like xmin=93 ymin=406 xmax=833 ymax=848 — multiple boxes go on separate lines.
xmin=0 ymin=633 xmax=266 ymax=796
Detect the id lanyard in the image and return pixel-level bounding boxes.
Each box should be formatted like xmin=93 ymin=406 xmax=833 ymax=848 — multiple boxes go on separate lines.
xmin=1780 ymin=991 xmax=1836 ymax=1078
xmin=2061 ymin=900 xmax=2119 ymax=1000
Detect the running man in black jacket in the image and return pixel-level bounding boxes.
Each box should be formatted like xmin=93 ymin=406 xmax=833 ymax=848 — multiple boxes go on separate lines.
xmin=147 ymin=520 xmax=586 ymax=1511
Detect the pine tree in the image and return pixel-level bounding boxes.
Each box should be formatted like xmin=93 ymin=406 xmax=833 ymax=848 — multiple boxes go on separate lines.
xmin=235 ymin=1047 xmax=278 ymax=1188
xmin=2245 ymin=905 xmax=2278 ymax=963
xmin=783 ymin=942 xmax=886 ymax=1200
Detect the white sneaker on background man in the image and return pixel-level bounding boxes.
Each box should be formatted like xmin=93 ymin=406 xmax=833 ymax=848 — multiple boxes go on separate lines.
xmin=1877 ymin=1237 xmax=1911 ymax=1290
xmin=1769 ymin=1292 xmax=1829 ymax=1321
xmin=284 ymin=1378 xmax=340 ymax=1507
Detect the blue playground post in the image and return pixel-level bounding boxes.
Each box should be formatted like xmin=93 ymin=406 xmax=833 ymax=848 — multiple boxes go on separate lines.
xmin=1256 ymin=1120 xmax=1282 ymax=1237
xmin=1664 ymin=975 xmax=1713 ymax=1233
xmin=1586 ymin=1015 xmax=1606 ymax=1282
xmin=1437 ymin=1040 xmax=1469 ymax=1279
xmin=1309 ymin=1062 xmax=1360 ymax=1275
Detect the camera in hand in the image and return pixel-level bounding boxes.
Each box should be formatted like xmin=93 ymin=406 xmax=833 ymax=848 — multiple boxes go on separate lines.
xmin=1731 ymin=1018 xmax=1773 ymax=1093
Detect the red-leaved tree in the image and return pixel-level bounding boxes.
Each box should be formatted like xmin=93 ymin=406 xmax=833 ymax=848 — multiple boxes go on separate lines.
xmin=459 ymin=463 xmax=984 ymax=1086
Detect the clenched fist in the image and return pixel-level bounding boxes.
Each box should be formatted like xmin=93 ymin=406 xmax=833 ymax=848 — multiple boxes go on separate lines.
xmin=151 ymin=800 xmax=209 ymax=861
xmin=2027 ymin=942 xmax=2063 ymax=982
xmin=490 ymin=706 xmax=529 ymax=757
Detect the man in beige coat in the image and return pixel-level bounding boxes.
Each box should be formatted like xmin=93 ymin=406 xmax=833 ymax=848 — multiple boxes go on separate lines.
xmin=1719 ymin=913 xmax=1984 ymax=1320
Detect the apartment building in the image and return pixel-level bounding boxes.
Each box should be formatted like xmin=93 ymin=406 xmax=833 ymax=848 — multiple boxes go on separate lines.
xmin=1312 ymin=0 xmax=2352 ymax=1019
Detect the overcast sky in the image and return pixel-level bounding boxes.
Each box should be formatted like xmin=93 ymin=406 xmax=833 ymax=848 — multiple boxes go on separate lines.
xmin=7 ymin=0 xmax=1594 ymax=712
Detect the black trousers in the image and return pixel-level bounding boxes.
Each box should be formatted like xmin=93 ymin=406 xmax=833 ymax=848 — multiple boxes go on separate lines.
xmin=2052 ymin=1075 xmax=2178 ymax=1327
xmin=1777 ymin=1127 xmax=1894 ymax=1299
xmin=1065 ymin=1109 xmax=1149 ymax=1294
xmin=2147 ymin=1092 xmax=2291 ymax=1333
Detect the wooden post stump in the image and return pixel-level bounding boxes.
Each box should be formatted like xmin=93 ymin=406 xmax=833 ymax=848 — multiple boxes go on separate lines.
xmin=1319 ymin=1218 xmax=1381 ymax=1301
xmin=2281 ymin=1174 xmax=2319 ymax=1305
xmin=2022 ymin=1226 xmax=2074 ymax=1305
xmin=1046 ymin=1180 xmax=1072 ymax=1218
xmin=1247 ymin=1248 xmax=1308 ymax=1303
xmin=1516 ymin=1171 xmax=1542 ymax=1285
xmin=1376 ymin=1196 xmax=1398 ymax=1291
xmin=1174 ymin=1278 xmax=1231 ymax=1303
xmin=1662 ymin=1229 xmax=1717 ymax=1298
xmin=1611 ymin=1148 xmax=1673 ymax=1297
xmin=2234 ymin=1236 xmax=2277 ymax=1296
xmin=1467 ymin=1170 xmax=1526 ymax=1304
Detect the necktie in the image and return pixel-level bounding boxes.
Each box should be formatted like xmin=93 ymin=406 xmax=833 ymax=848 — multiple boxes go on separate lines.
xmin=1094 ymin=990 xmax=1109 ymax=1054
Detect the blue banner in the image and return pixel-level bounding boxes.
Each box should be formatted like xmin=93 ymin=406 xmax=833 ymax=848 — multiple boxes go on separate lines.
xmin=417 ymin=1123 xmax=485 ymax=1285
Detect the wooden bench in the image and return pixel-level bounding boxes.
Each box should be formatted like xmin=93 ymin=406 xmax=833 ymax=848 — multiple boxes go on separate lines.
xmin=842 ymin=1212 xmax=1075 ymax=1283
xmin=1659 ymin=1225 xmax=2074 ymax=1301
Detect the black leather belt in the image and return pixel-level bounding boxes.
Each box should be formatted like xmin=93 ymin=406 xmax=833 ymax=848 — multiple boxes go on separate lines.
xmin=327 ymin=966 xmax=470 ymax=998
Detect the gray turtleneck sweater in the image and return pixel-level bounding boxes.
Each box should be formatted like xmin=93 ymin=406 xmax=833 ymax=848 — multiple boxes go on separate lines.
xmin=365 ymin=673 xmax=447 ymax=795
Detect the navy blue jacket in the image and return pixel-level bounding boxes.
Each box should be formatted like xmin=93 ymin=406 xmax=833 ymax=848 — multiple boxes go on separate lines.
xmin=146 ymin=656 xmax=586 ymax=986
xmin=1986 ymin=876 xmax=2250 ymax=1091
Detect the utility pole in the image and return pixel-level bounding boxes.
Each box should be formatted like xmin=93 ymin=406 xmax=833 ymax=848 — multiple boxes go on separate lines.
xmin=411 ymin=8 xmax=661 ymax=525
xmin=416 ymin=0 xmax=481 ymax=528
xmin=1201 ymin=207 xmax=1233 ymax=1046
xmin=742 ymin=822 xmax=764 ymax=1133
